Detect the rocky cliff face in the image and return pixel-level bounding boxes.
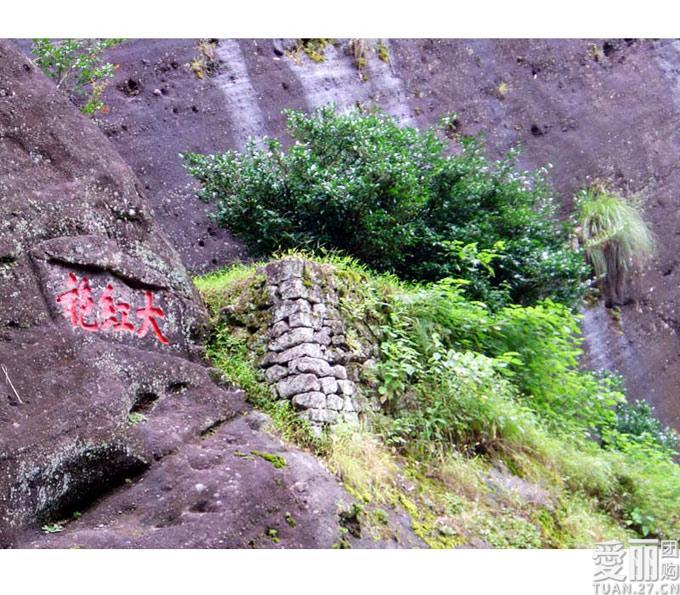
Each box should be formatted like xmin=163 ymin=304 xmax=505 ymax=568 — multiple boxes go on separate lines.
xmin=83 ymin=38 xmax=679 ymax=430
xmin=0 ymin=40 xmax=377 ymax=548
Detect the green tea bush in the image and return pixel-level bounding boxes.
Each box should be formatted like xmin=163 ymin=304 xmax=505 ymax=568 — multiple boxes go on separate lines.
xmin=184 ymin=106 xmax=588 ymax=307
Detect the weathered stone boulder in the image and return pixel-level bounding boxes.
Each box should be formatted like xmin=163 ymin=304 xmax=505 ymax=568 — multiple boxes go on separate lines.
xmin=0 ymin=39 xmax=213 ymax=544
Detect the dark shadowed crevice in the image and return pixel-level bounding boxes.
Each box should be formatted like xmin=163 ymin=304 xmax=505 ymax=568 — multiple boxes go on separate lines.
xmin=131 ymin=390 xmax=160 ymax=414
xmin=199 ymin=418 xmax=229 ymax=438
xmin=167 ymin=381 xmax=189 ymax=393
xmin=21 ymin=444 xmax=149 ymax=526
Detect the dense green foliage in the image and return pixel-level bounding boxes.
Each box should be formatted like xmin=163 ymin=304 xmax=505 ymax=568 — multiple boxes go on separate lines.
xmin=371 ymin=280 xmax=624 ymax=445
xmin=354 ymin=266 xmax=678 ymax=540
xmin=605 ymin=399 xmax=678 ymax=455
xmin=196 ymin=254 xmax=679 ymax=544
xmin=184 ymin=106 xmax=588 ymax=308
xmin=576 ymin=188 xmax=654 ymax=306
xmin=189 ymin=102 xmax=673 ymax=547
xmin=32 ymin=38 xmax=123 ymax=116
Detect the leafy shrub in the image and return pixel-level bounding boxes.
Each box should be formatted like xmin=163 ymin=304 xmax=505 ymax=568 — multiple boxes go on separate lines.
xmin=614 ymin=447 xmax=680 ymax=538
xmin=604 ymin=399 xmax=679 ymax=455
xmin=380 ymin=278 xmax=623 ymax=438
xmin=32 ymin=38 xmax=123 ymax=116
xmin=184 ymin=106 xmax=588 ymax=307
xmin=482 ymin=301 xmax=624 ymax=436
xmin=576 ymin=188 xmax=654 ymax=306
xmin=367 ymin=271 xmax=678 ymax=537
xmin=385 ymin=343 xmax=538 ymax=456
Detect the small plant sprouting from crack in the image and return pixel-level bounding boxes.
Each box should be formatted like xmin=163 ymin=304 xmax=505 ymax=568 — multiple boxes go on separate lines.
xmin=288 ymin=39 xmax=334 ymax=63
xmin=41 ymin=523 xmax=64 ymax=534
xmin=589 ymin=42 xmax=603 ymax=63
xmin=576 ymin=186 xmax=654 ymax=308
xmin=190 ymin=39 xmax=220 ymax=79
xmin=285 ymin=512 xmax=297 ymax=528
xmin=127 ymin=412 xmax=147 ymax=427
xmin=349 ymin=38 xmax=369 ymax=71
xmin=348 ymin=39 xmax=390 ymax=81
xmin=339 ymin=502 xmax=363 ymax=538
xmin=376 ymin=41 xmax=390 ymax=63
xmin=332 ymin=526 xmax=352 ymax=549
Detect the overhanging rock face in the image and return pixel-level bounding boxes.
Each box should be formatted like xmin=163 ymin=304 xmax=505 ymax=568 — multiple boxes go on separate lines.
xmin=0 ymin=41 xmax=374 ymax=548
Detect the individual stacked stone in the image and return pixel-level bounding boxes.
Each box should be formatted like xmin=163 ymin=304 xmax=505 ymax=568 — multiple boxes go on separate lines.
xmin=258 ymin=259 xmax=366 ymax=428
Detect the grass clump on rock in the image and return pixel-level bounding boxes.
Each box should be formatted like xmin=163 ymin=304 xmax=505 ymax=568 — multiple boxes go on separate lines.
xmin=251 ymin=450 xmax=287 ymax=469
xmin=576 ymin=187 xmax=654 ymax=307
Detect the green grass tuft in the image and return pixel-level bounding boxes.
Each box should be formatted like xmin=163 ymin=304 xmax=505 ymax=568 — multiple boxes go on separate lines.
xmin=576 ymin=188 xmax=654 ymax=306
xmin=251 ymin=450 xmax=287 ymax=469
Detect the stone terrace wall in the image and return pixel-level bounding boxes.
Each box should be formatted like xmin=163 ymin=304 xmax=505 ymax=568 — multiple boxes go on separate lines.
xmin=258 ymin=259 xmax=378 ymax=429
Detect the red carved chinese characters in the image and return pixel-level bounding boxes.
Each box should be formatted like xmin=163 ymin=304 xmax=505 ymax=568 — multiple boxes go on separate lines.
xmin=55 ymin=272 xmax=99 ymax=332
xmin=135 ymin=290 xmax=170 ymax=345
xmin=55 ymin=273 xmax=170 ymax=345
xmin=99 ymin=283 xmax=135 ymax=334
